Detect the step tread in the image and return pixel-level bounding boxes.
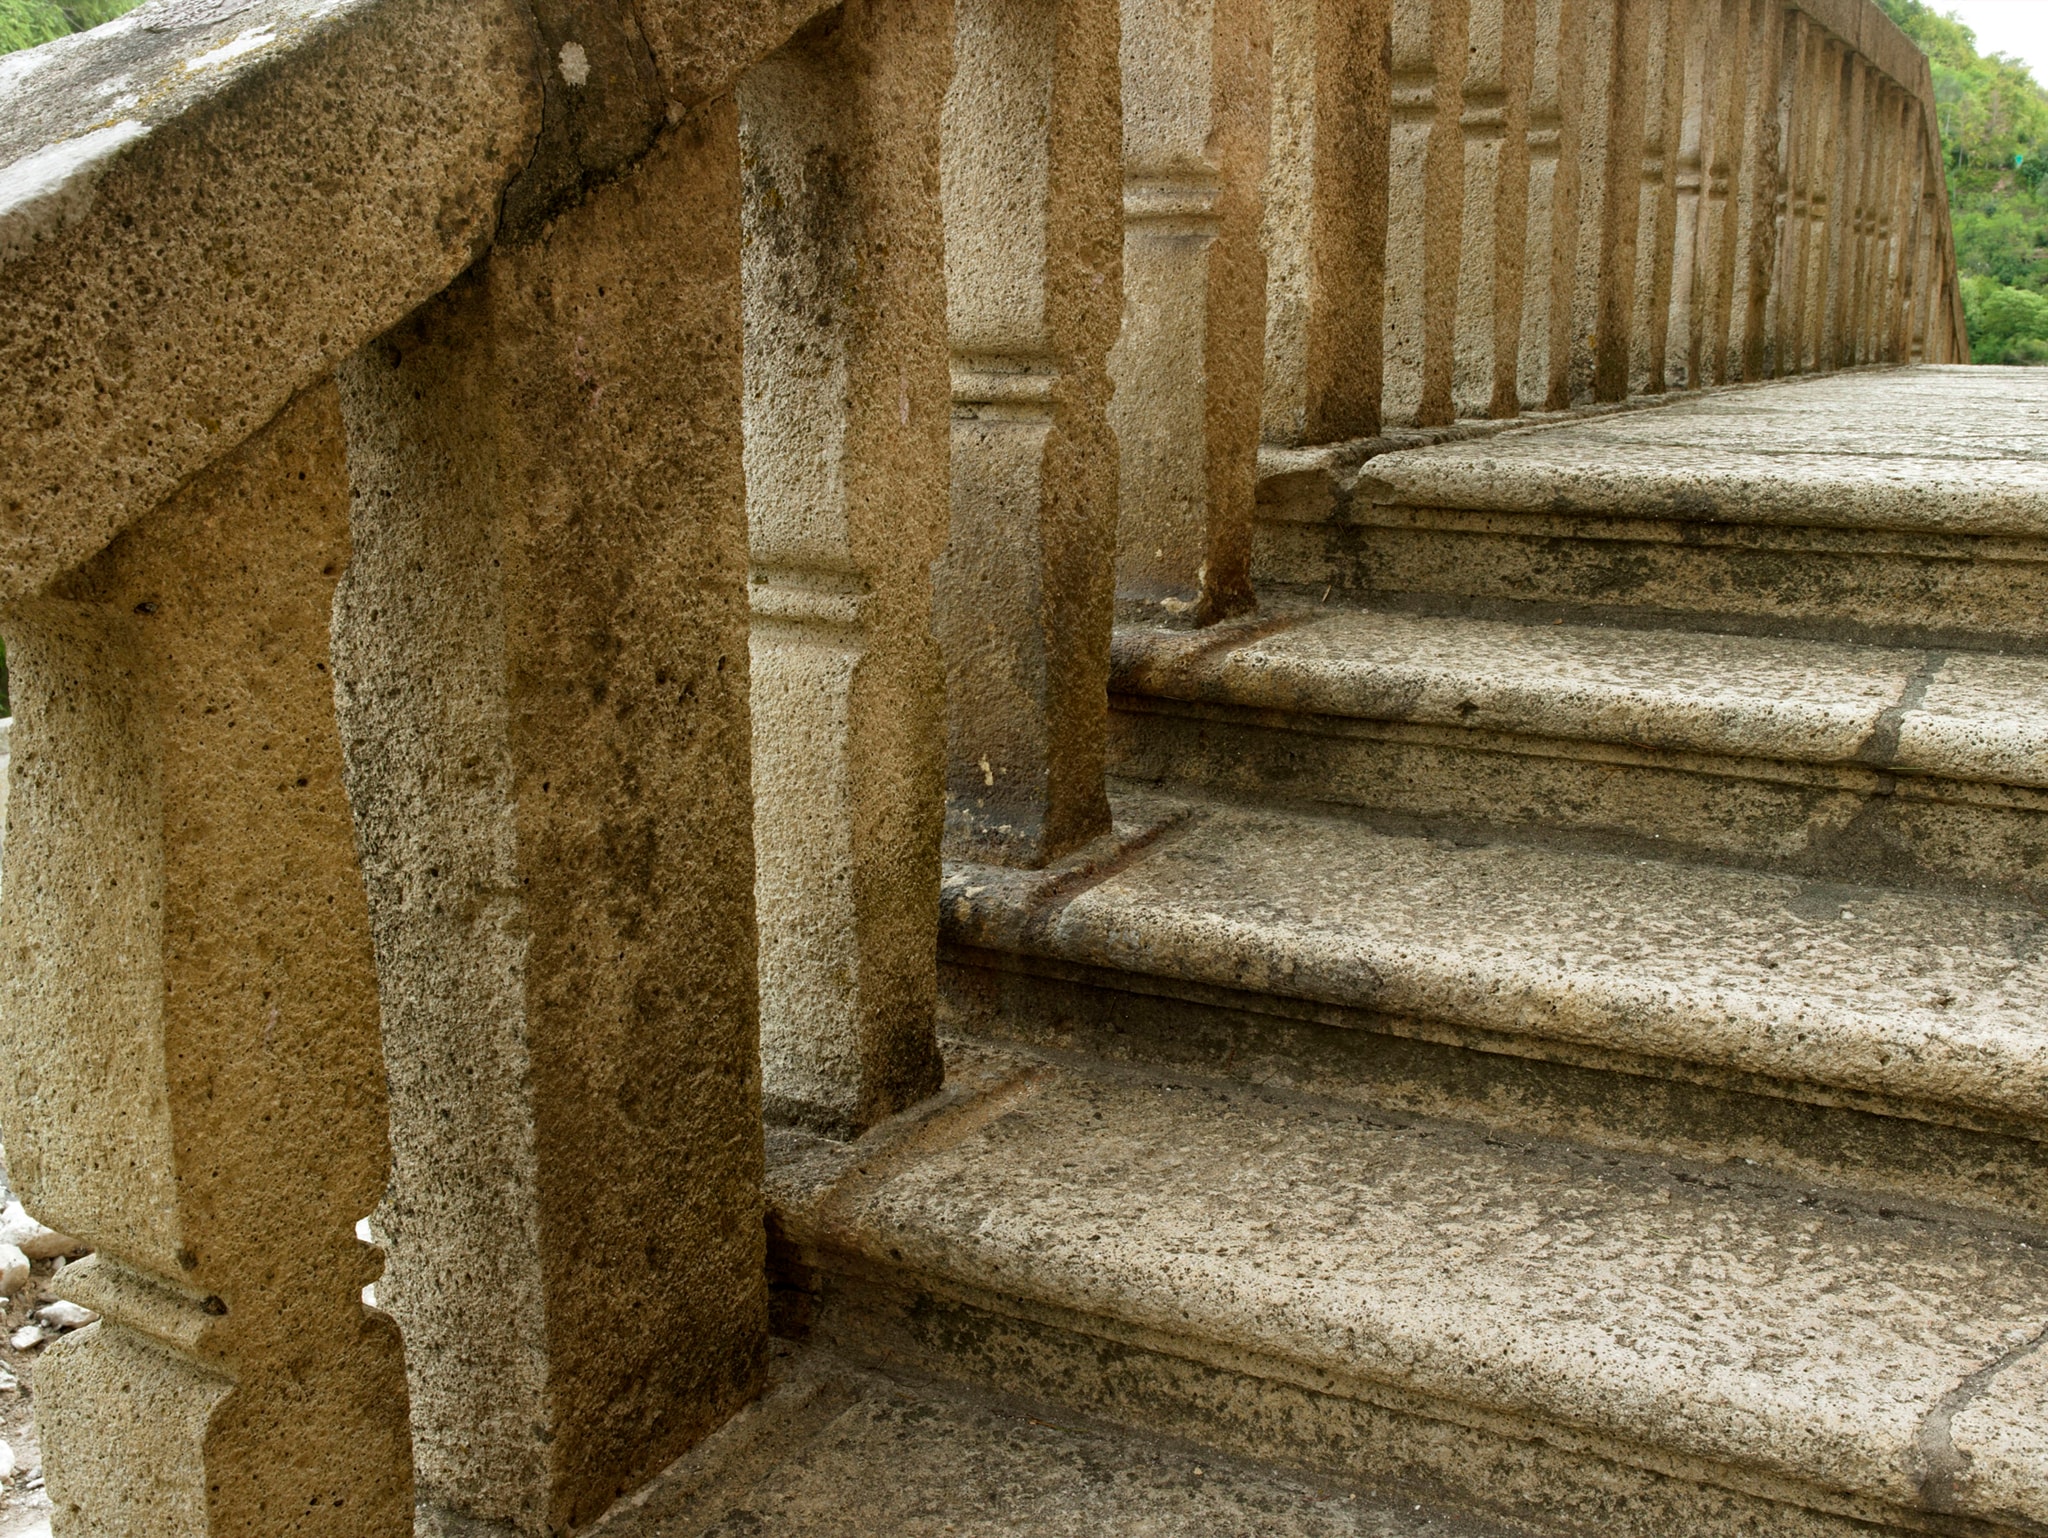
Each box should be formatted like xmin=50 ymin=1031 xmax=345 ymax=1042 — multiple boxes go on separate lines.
xmin=787 ymin=1048 xmax=2048 ymax=1528
xmin=1113 ymin=607 xmax=2048 ymax=789
xmin=942 ymin=794 xmax=2048 ymax=1127
xmin=595 ymin=1344 xmax=1507 ymax=1538
xmin=1358 ymin=368 xmax=2048 ymax=537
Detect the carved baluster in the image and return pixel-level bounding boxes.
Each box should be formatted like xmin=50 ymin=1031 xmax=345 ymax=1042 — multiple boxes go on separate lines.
xmin=1380 ymin=0 xmax=1467 ymax=424
xmin=1664 ymin=0 xmax=1712 ymax=387
xmin=1517 ymin=0 xmax=1583 ymax=409
xmin=1451 ymin=0 xmax=1533 ymax=418
xmin=1768 ymin=9 xmax=1819 ymax=376
xmin=1723 ymin=0 xmax=1781 ymax=380
xmin=739 ymin=0 xmax=952 ymax=1137
xmin=332 ymin=109 xmax=767 ymax=1535
xmin=1261 ymin=0 xmax=1390 ymax=445
xmin=938 ymin=0 xmax=1123 ymax=864
xmin=1110 ymin=0 xmax=1271 ymax=619
xmin=1804 ymin=40 xmax=1846 ymax=372
xmin=1627 ymin=0 xmax=1689 ymax=395
xmin=2 ymin=384 xmax=412 ymax=1538
xmin=1819 ymin=51 xmax=1862 ymax=367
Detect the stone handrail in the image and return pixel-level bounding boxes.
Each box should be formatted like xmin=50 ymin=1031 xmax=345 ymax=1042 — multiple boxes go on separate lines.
xmin=0 ymin=0 xmax=1964 ymax=1531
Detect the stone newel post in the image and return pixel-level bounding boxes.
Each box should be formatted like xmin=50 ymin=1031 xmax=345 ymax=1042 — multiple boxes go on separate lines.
xmin=739 ymin=0 xmax=954 ymax=1137
xmin=937 ymin=0 xmax=1124 ymax=867
xmin=0 ymin=384 xmax=413 ymax=1538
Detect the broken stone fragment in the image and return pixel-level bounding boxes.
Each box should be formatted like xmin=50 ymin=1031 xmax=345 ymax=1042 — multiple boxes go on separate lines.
xmin=0 ymin=1203 xmax=77 ymax=1261
xmin=34 ymin=1301 xmax=94 ymax=1331
xmin=0 ymin=1245 xmax=28 ymax=1300
xmin=7 ymin=1327 xmax=39 ymax=1352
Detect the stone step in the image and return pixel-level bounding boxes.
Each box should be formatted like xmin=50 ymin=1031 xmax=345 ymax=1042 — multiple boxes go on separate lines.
xmin=1256 ymin=368 xmax=2048 ymax=650
xmin=938 ymin=792 xmax=2048 ymax=1227
xmin=593 ymin=1340 xmax=1523 ymax=1538
xmin=770 ymin=1044 xmax=2048 ymax=1538
xmin=1108 ymin=606 xmax=2048 ymax=892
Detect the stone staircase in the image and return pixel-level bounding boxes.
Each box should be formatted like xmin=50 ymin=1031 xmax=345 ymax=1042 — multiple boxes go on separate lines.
xmin=764 ymin=367 xmax=2048 ymax=1538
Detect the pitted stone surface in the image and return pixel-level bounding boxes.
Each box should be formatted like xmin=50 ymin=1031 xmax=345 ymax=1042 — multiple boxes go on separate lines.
xmin=943 ymin=793 xmax=2048 ymax=1126
xmin=791 ymin=1052 xmax=2048 ymax=1529
xmin=1357 ymin=369 xmax=2048 ymax=537
xmin=595 ymin=1348 xmax=1511 ymax=1537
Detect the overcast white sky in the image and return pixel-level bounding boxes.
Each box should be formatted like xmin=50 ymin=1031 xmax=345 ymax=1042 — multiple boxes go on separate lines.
xmin=1943 ymin=1 xmax=2048 ymax=80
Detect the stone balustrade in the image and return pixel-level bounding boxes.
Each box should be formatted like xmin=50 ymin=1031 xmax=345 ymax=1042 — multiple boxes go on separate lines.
xmin=0 ymin=0 xmax=1960 ymax=1531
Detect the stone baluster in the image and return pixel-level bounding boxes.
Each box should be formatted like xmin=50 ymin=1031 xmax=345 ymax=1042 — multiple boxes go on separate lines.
xmin=1517 ymin=0 xmax=1583 ymax=410
xmin=1903 ymin=112 xmax=1936 ymax=362
xmin=1871 ymin=84 xmax=1909 ymax=361
xmin=1451 ymin=0 xmax=1533 ymax=418
xmin=0 ymin=383 xmax=412 ymax=1538
xmin=1691 ymin=0 xmax=1747 ymax=385
xmin=1725 ymin=0 xmax=1783 ymax=381
xmin=1627 ymin=0 xmax=1689 ymax=395
xmin=1562 ymin=0 xmax=1637 ymax=402
xmin=1109 ymin=0 xmax=1271 ymax=619
xmin=1663 ymin=0 xmax=1712 ymax=388
xmin=738 ymin=0 xmax=952 ymax=1138
xmin=1818 ymin=50 xmax=1861 ymax=367
xmin=1588 ymin=0 xmax=1651 ymax=400
xmin=1885 ymin=92 xmax=1918 ymax=360
xmin=1803 ymin=40 xmax=1846 ymax=372
xmin=938 ymin=0 xmax=1123 ymax=864
xmin=1380 ymin=0 xmax=1468 ymax=425
xmin=332 ymin=108 xmax=768 ymax=1537
xmin=1766 ymin=7 xmax=1818 ymax=376
xmin=1261 ymin=0 xmax=1391 ymax=446
xmin=1839 ymin=60 xmax=1876 ymax=366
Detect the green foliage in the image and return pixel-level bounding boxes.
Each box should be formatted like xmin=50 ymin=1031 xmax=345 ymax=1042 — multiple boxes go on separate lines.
xmin=0 ymin=0 xmax=144 ymax=54
xmin=1880 ymin=0 xmax=2048 ymax=360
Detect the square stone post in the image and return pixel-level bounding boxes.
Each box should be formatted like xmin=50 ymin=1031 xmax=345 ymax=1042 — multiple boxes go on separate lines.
xmin=1380 ymin=0 xmax=1468 ymax=426
xmin=1663 ymin=0 xmax=1712 ymax=387
xmin=1692 ymin=0 xmax=1748 ymax=386
xmin=331 ymin=109 xmax=768 ymax=1537
xmin=1587 ymin=0 xmax=1649 ymax=401
xmin=738 ymin=0 xmax=952 ymax=1138
xmin=1818 ymin=50 xmax=1861 ymax=368
xmin=1839 ymin=62 xmax=1878 ymax=367
xmin=1450 ymin=0 xmax=1533 ymax=419
xmin=1804 ymin=41 xmax=1847 ymax=373
xmin=0 ymin=383 xmax=412 ymax=1538
xmin=1562 ymin=0 xmax=1639 ymax=403
xmin=1767 ymin=8 xmax=1817 ymax=377
xmin=1109 ymin=0 xmax=1271 ymax=619
xmin=1517 ymin=0 xmax=1584 ymax=410
xmin=1626 ymin=0 xmax=1688 ymax=396
xmin=1260 ymin=0 xmax=1390 ymax=446
xmin=939 ymin=0 xmax=1123 ymax=866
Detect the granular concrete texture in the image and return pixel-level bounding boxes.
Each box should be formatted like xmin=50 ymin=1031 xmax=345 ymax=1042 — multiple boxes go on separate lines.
xmin=936 ymin=0 xmax=1123 ymax=867
xmin=591 ymin=1346 xmax=1522 ymax=1538
xmin=333 ymin=111 xmax=765 ymax=1537
xmin=773 ymin=1044 xmax=2048 ymax=1537
xmin=740 ymin=0 xmax=952 ymax=1137
xmin=0 ymin=383 xmax=410 ymax=1538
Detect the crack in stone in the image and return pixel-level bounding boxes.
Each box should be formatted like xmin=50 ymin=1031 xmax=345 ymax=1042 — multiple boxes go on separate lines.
xmin=1911 ymin=1315 xmax=2048 ymax=1513
xmin=1855 ymin=649 xmax=1946 ymax=769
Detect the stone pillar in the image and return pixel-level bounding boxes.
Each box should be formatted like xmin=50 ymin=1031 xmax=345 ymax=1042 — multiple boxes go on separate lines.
xmin=1260 ymin=0 xmax=1389 ymax=445
xmin=1766 ymin=8 xmax=1817 ymax=377
xmin=0 ymin=383 xmax=412 ymax=1538
xmin=1838 ymin=62 xmax=1877 ymax=367
xmin=938 ymin=0 xmax=1123 ymax=865
xmin=1626 ymin=0 xmax=1688 ymax=396
xmin=1380 ymin=0 xmax=1468 ymax=425
xmin=1725 ymin=0 xmax=1782 ymax=381
xmin=1818 ymin=50 xmax=1860 ymax=368
xmin=1450 ymin=0 xmax=1532 ymax=419
xmin=1110 ymin=0 xmax=1271 ymax=619
xmin=1804 ymin=41 xmax=1847 ymax=373
xmin=332 ymin=109 xmax=768 ymax=1537
xmin=1517 ymin=0 xmax=1583 ymax=410
xmin=1562 ymin=0 xmax=1637 ymax=403
xmin=738 ymin=0 xmax=952 ymax=1138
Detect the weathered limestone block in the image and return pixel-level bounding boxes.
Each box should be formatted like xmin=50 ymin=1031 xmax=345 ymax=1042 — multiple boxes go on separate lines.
xmin=1109 ymin=0 xmax=1270 ymax=621
xmin=739 ymin=0 xmax=952 ymax=1136
xmin=0 ymin=0 xmax=540 ymax=608
xmin=1260 ymin=0 xmax=1389 ymax=446
xmin=1379 ymin=0 xmax=1467 ymax=426
xmin=938 ymin=0 xmax=1123 ymax=866
xmin=1517 ymin=0 xmax=1582 ymax=410
xmin=0 ymin=383 xmax=411 ymax=1538
xmin=1449 ymin=0 xmax=1531 ymax=419
xmin=332 ymin=109 xmax=766 ymax=1537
